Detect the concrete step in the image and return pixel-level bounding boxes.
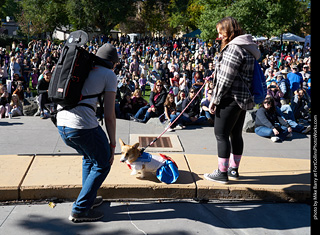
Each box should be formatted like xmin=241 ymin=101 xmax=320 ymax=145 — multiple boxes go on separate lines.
xmin=0 ymin=154 xmax=311 ymax=202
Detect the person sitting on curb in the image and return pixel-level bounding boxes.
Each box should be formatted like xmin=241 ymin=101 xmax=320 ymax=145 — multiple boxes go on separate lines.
xmin=180 ymin=87 xmax=206 ymax=126
xmin=132 ymin=80 xmax=167 ymax=123
xmin=255 ymin=96 xmax=292 ymax=142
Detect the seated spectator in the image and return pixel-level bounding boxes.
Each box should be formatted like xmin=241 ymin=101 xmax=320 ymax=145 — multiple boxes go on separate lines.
xmin=287 ymin=65 xmax=303 ymax=93
xmin=132 ymin=89 xmax=147 ymax=114
xmin=255 ymin=97 xmax=292 ymax=142
xmin=11 ymin=73 xmax=25 ymax=91
xmin=164 ymin=93 xmax=184 ymax=132
xmin=13 ymin=84 xmax=24 ymax=102
xmin=176 ymin=90 xmax=186 ymax=112
xmin=278 ymin=105 xmax=311 ymax=134
xmin=37 ymin=70 xmax=52 ymax=119
xmin=10 ymin=94 xmax=23 ymax=117
xmin=192 ymin=71 xmax=204 ymax=90
xmin=201 ymin=90 xmax=215 ymax=126
xmin=0 ymin=84 xmax=11 ymax=118
xmin=291 ymin=88 xmax=311 ymax=122
xmin=119 ymin=94 xmax=133 ymax=120
xmin=170 ymin=72 xmax=180 ymax=103
xmin=276 ymin=73 xmax=292 ymax=106
xmin=180 ymin=87 xmax=206 ymax=125
xmin=118 ymin=77 xmax=132 ymax=100
xmin=132 ymin=80 xmax=167 ymax=123
xmin=267 ymin=81 xmax=284 ymax=108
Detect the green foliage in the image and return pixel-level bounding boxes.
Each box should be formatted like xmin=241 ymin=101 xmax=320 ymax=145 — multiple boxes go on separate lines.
xmin=16 ymin=0 xmax=135 ymax=37
xmin=140 ymin=0 xmax=170 ymax=34
xmin=198 ymin=0 xmax=311 ymax=41
xmin=3 ymin=0 xmax=310 ymax=41
xmin=66 ymin=0 xmax=136 ymax=34
xmin=18 ymin=0 xmax=68 ymax=37
xmin=168 ymin=0 xmax=203 ymax=33
xmin=0 ymin=0 xmax=20 ymax=21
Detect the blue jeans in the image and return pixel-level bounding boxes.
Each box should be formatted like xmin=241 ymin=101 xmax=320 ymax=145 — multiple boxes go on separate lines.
xmin=134 ymin=105 xmax=156 ymax=123
xmin=180 ymin=114 xmax=207 ymax=125
xmin=57 ymin=126 xmax=111 ymax=214
xmin=255 ymin=125 xmax=289 ymax=141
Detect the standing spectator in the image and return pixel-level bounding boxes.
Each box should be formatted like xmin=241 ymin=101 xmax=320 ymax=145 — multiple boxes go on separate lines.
xmin=204 ymin=17 xmax=260 ymax=184
xmin=0 ymin=84 xmax=10 ymax=118
xmin=138 ymin=74 xmax=147 ymax=96
xmin=0 ymin=60 xmax=8 ymax=85
xmin=37 ymin=70 xmax=52 ymax=119
xmin=9 ymin=57 xmax=21 ymax=79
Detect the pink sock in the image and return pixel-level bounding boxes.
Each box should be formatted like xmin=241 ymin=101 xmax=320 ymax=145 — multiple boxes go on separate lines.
xmin=230 ymin=154 xmax=242 ymax=168
xmin=218 ymin=157 xmax=229 ymax=172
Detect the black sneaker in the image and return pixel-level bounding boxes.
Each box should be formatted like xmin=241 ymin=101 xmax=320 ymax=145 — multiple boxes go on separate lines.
xmin=204 ymin=169 xmax=228 ymax=184
xmin=228 ymin=167 xmax=239 ymax=180
xmin=91 ymin=196 xmax=103 ymax=209
xmin=69 ymin=209 xmax=104 ymax=222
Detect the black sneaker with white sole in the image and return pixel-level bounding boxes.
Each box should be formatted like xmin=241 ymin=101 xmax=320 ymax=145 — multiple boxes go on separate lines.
xmin=228 ymin=167 xmax=239 ymax=180
xmin=204 ymin=169 xmax=228 ymax=184
xmin=69 ymin=209 xmax=104 ymax=223
xmin=91 ymin=196 xmax=103 ymax=209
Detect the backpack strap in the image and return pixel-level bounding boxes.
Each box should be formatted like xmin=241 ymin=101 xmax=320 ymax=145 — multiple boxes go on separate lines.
xmin=50 ymin=92 xmax=105 ymax=127
xmin=80 ymin=92 xmax=105 ymax=126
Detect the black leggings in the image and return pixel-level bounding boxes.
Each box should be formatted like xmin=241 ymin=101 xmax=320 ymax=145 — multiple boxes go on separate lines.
xmin=214 ymin=97 xmax=246 ymax=159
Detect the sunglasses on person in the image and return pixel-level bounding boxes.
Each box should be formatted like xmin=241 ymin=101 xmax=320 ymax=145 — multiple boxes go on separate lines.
xmin=156 ymin=84 xmax=163 ymax=87
xmin=263 ymin=101 xmax=271 ymax=105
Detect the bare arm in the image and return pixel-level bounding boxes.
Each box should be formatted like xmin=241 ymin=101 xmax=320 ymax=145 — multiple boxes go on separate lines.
xmin=104 ymin=91 xmax=116 ymax=165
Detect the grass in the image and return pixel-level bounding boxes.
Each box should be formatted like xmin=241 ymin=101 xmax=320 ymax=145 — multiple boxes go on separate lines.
xmin=142 ymin=84 xmax=151 ymax=102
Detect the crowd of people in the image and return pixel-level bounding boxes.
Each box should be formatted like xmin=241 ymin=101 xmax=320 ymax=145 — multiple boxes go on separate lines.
xmin=0 ymin=35 xmax=311 ymax=138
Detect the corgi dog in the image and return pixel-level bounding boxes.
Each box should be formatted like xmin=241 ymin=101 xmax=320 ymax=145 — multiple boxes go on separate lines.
xmin=119 ymin=138 xmax=179 ymax=184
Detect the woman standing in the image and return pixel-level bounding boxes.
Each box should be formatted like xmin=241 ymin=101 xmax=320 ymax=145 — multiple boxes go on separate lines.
xmin=204 ymin=17 xmax=261 ymax=184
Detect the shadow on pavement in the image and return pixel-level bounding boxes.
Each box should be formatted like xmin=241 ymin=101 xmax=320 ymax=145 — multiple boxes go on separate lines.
xmin=16 ymin=201 xmax=310 ymax=234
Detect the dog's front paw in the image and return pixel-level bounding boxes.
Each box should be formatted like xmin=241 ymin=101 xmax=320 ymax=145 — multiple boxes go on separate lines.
xmin=131 ymin=170 xmax=138 ymax=175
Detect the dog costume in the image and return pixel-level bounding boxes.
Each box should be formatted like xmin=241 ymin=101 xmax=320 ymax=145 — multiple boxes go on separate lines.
xmin=126 ymin=152 xmax=179 ymax=184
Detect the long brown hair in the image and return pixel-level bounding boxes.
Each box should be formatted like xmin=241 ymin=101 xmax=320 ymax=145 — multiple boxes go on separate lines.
xmin=153 ymin=80 xmax=163 ymax=93
xmin=164 ymin=93 xmax=176 ymax=109
xmin=216 ymin=17 xmax=244 ymax=51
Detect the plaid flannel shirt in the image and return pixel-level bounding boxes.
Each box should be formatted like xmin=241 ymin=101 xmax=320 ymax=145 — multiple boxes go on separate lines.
xmin=212 ymin=44 xmax=255 ymax=110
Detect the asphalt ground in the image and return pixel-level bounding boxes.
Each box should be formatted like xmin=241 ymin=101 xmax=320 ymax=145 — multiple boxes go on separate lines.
xmin=0 ymin=116 xmax=313 ymax=234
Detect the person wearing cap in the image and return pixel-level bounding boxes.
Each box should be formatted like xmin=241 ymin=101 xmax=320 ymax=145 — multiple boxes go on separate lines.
xmin=56 ymin=43 xmax=119 ymax=222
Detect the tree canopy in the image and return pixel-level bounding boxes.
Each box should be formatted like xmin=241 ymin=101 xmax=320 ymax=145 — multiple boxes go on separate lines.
xmin=1 ymin=0 xmax=311 ymax=40
xmin=198 ymin=0 xmax=311 ymax=41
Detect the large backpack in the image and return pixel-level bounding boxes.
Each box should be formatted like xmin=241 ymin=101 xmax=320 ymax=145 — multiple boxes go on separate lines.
xmin=48 ymin=30 xmax=112 ymax=125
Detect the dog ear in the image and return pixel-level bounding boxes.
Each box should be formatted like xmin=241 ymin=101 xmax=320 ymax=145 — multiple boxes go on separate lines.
xmin=119 ymin=138 xmax=126 ymax=147
xmin=132 ymin=142 xmax=140 ymax=149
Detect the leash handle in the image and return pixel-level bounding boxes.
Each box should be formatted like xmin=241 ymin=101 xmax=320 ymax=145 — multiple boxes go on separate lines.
xmin=140 ymin=75 xmax=212 ymax=153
